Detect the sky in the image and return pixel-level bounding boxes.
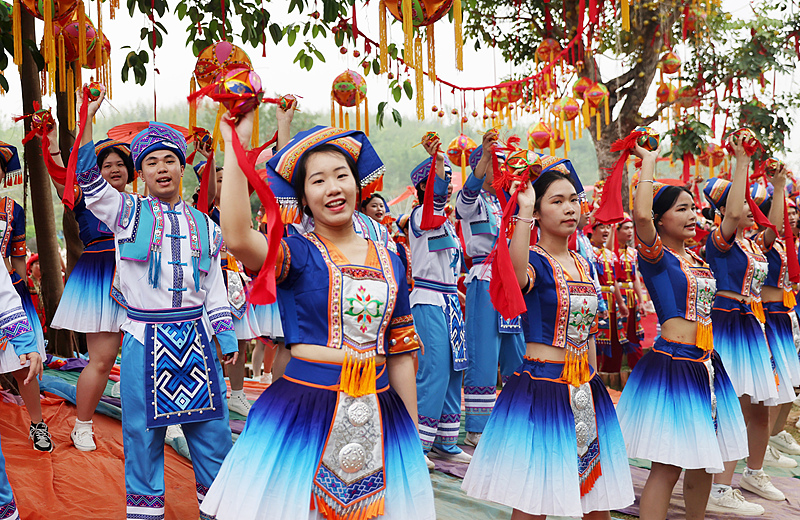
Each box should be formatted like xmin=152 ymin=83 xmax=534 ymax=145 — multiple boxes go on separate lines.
xmin=1 ymin=0 xmax=798 ymax=165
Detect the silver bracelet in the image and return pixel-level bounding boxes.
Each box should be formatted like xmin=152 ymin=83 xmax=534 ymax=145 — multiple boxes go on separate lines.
xmin=638 ymin=179 xmax=654 ymax=184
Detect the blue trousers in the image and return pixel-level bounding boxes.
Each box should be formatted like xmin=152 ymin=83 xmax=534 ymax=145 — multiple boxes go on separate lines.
xmin=413 ymin=304 xmax=464 ymax=454
xmin=0 ymin=435 xmax=19 ymax=520
xmin=121 ymin=333 xmax=232 ymax=520
xmin=463 ymin=280 xmax=525 ymax=433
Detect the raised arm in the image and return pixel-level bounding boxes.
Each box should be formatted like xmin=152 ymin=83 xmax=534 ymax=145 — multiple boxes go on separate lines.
xmin=509 ymin=180 xmax=536 ymax=288
xmin=763 ymin=165 xmax=789 ymax=247
xmin=276 ymin=103 xmax=296 ymax=151
xmin=718 ymin=136 xmax=750 ymax=240
xmin=219 ymin=110 xmax=269 ymax=273
xmin=44 ymin=124 xmax=66 ymax=199
xmin=632 ymin=143 xmax=659 ymax=245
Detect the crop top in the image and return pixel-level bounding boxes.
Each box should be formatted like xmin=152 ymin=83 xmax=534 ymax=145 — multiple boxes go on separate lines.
xmin=0 ymin=197 xmax=26 ymax=258
xmin=521 ymin=246 xmax=599 ymax=386
xmin=706 ymin=228 xmax=768 ymax=298
xmin=637 ymin=233 xmax=716 ymax=350
xmin=73 ymin=192 xmax=114 ymax=249
xmin=755 ymin=233 xmax=797 ymax=308
xmin=275 ymin=233 xmax=418 ymax=357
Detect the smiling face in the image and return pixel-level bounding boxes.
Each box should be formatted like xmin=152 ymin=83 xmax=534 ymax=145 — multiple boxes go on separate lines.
xmin=533 ymin=177 xmax=580 ymax=238
xmin=100 ymin=151 xmax=129 ymax=193
xmin=139 ymin=150 xmax=184 ymax=204
xmin=656 ymin=190 xmax=697 ymax=242
xmin=301 ymin=150 xmax=359 ymax=229
xmin=591 ymin=223 xmax=611 ymax=246
xmin=363 ymin=197 xmax=385 ymax=222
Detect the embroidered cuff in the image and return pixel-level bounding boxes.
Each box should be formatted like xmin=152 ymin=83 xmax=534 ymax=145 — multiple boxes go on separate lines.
xmin=710 ymin=227 xmax=734 ymax=254
xmin=460 ymin=172 xmax=483 ymax=202
xmin=276 ymin=240 xmax=291 ymax=284
xmin=522 ymin=264 xmax=536 ymax=294
xmin=215 ymin=328 xmax=238 ymax=355
xmin=387 ymin=323 xmax=419 ymax=355
xmin=10 ymin=240 xmax=25 ymax=257
xmin=433 ymin=171 xmax=451 ymax=204
xmin=76 ymin=141 xmax=100 ymax=184
xmin=635 ymin=232 xmax=664 ymax=263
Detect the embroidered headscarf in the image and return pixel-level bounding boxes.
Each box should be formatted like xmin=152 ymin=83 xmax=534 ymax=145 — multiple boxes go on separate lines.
xmin=95 ymin=139 xmax=134 ymax=183
xmin=0 ymin=141 xmax=21 ymax=183
xmin=131 ymin=122 xmax=188 ymax=172
xmin=409 ymin=156 xmax=453 ymax=187
xmin=703 ymin=177 xmax=732 ymax=211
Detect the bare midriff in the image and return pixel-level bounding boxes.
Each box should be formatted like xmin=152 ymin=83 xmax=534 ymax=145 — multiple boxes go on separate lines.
xmin=761 ymin=285 xmax=783 ymax=304
xmin=291 ymin=343 xmax=386 ymax=364
xmin=659 ymin=317 xmax=701 ymax=345
xmin=525 ymin=342 xmax=567 ymax=363
xmin=716 ymin=289 xmax=752 ymax=304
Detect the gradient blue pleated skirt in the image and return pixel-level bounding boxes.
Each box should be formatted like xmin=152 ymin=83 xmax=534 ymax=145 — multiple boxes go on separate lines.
xmin=617 ymin=338 xmax=748 ymax=473
xmin=199 ymin=357 xmax=435 ymax=520
xmin=711 ymin=295 xmax=778 ymax=403
xmin=0 ymin=272 xmax=46 ymax=374
xmin=51 ymin=243 xmax=126 ymax=333
xmin=462 ymin=358 xmax=634 ymax=517
xmin=764 ymin=301 xmax=800 ymax=389
xmin=253 ymin=302 xmax=283 ymax=340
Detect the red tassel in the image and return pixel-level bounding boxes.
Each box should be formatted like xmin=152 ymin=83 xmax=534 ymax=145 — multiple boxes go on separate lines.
xmin=784 ymin=199 xmax=800 ymax=283
xmin=594 ymin=130 xmax=644 ymax=225
xmin=681 ymin=153 xmax=694 ymax=184
xmin=64 ymin=87 xmax=91 ymax=210
xmin=746 ymin=188 xmax=777 ymax=236
xmin=196 ymin=152 xmax=213 ymax=214
xmin=419 ymin=157 xmax=447 ymax=230
xmin=485 ymin=186 xmax=527 ymax=320
xmin=226 ymin=119 xmax=282 ymax=305
xmin=41 ymin=134 xmax=68 ymax=184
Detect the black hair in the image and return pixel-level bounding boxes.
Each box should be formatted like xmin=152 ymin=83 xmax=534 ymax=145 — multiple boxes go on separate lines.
xmin=293 ymin=144 xmax=360 ymax=217
xmin=361 ymin=192 xmax=386 ymax=211
xmin=415 ymin=184 xmax=425 ymax=205
xmin=98 ymin=147 xmax=135 ymax=184
xmin=653 ymin=185 xmax=693 ymax=226
xmin=701 ymin=207 xmax=716 ymax=221
xmin=758 ymin=196 xmax=772 ymax=216
xmin=532 ymin=170 xmax=576 ymax=213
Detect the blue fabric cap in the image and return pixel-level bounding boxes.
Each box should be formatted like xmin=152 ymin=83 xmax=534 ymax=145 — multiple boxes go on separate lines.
xmin=131 ymin=122 xmax=187 ymax=171
xmin=194 ymin=161 xmax=207 ymax=181
xmin=703 ymin=177 xmax=732 ymax=211
xmin=468 ymin=146 xmax=506 ymax=172
xmin=410 ymin=156 xmax=453 ymax=187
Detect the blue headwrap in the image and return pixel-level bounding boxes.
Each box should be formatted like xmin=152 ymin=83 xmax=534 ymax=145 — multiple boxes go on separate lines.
xmin=703 ymin=177 xmax=732 ymax=211
xmin=468 ymin=146 xmax=506 ymax=172
xmin=131 ymin=122 xmax=187 ymax=171
xmin=0 ymin=141 xmax=21 ymax=181
xmin=410 ymin=157 xmax=453 ymax=187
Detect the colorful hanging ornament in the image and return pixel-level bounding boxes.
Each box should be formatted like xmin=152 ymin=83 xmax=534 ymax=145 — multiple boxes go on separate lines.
xmin=635 ymin=126 xmax=660 ymax=151
xmin=724 ymin=128 xmax=762 ymax=156
xmin=527 ymin=121 xmax=552 ymax=151
xmin=571 ymin=77 xmax=594 ymax=100
xmin=211 ymin=67 xmax=264 ymax=120
xmin=659 ymin=51 xmax=682 ymax=75
xmin=674 ymin=85 xmax=698 ymax=108
xmin=656 ymin=82 xmax=677 ymax=104
xmin=535 ymin=38 xmax=562 ymax=64
xmin=584 ymin=83 xmax=610 ymax=139
xmin=446 ymin=134 xmax=477 ymax=188
xmin=331 ymin=69 xmax=369 ymax=135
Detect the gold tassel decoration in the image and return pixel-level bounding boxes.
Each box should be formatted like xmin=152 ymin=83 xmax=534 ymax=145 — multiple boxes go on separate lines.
xmin=454 ymin=0 xmax=463 ymax=71
xmin=596 ymin=111 xmax=601 ymax=140
xmin=572 ymin=118 xmax=577 ymax=140
xmin=549 ymin=136 xmax=555 ymax=157
xmin=57 ymin=33 xmax=66 ymax=92
xmin=402 ymin=0 xmax=414 ymax=67
xmin=189 ymin=76 xmax=197 ymax=130
xmin=110 ymin=0 xmax=118 ymax=19
xmin=12 ymin=0 xmax=22 ymax=66
xmin=330 ymin=95 xmax=336 ymax=127
xmin=364 ymin=97 xmax=369 ymax=136
xmin=752 ymin=298 xmax=766 ymax=324
xmin=44 ymin=0 xmax=56 ymax=94
xmin=561 ymin=344 xmax=590 ymax=387
xmin=339 ymin=349 xmax=377 ymax=397
xmin=345 ymin=111 xmax=350 ymax=130
xmin=179 ymin=176 xmax=183 ymax=200
xmin=379 ymin=0 xmax=388 ymax=74
xmin=251 ymin=107 xmax=260 ymax=149
xmin=426 ymin=24 xmax=436 ymax=84
xmin=78 ymin=1 xmax=87 ymax=67
xmin=355 ymin=90 xmax=362 ymax=131
xmin=621 ymin=0 xmax=630 ymax=32
xmin=414 ymin=35 xmax=424 ymax=120
xmin=460 ymin=149 xmax=466 ymax=188
xmin=784 ymin=288 xmax=797 ymax=309
xmin=604 ymin=94 xmax=610 ymax=124
xmin=339 ymin=104 xmax=344 ymax=128
xmin=212 ymin=104 xmax=226 ymax=152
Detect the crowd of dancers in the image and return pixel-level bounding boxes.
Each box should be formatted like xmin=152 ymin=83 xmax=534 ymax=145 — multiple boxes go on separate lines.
xmin=0 ymin=84 xmax=798 ymax=520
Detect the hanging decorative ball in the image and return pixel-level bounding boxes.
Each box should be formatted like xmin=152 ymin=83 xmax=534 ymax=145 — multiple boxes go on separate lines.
xmin=212 ymin=67 xmax=264 ymax=119
xmin=22 ymin=0 xmax=77 ymax=21
xmin=446 ymin=134 xmax=478 ymax=166
xmin=527 ymin=121 xmax=553 ymax=150
xmin=279 ymin=94 xmax=298 ymax=111
xmin=551 ymin=97 xmax=581 ymax=121
xmin=484 ymin=89 xmax=509 ymax=112
xmin=52 ymin=11 xmax=97 ymax=63
xmin=437 ymin=110 xmax=444 ymax=118
xmin=86 ymin=81 xmax=104 ymax=101
xmin=471 ymin=110 xmax=479 ymax=118
xmin=353 ymin=50 xmax=361 ymax=58
xmin=431 ymin=105 xmax=439 ymax=112
xmin=656 ymin=82 xmax=677 ymax=104
xmin=634 ymin=126 xmax=660 ymax=151
xmin=674 ymin=85 xmax=698 ymax=108
xmin=194 ymin=41 xmax=252 ymax=89
xmin=724 ymin=128 xmax=762 ymax=155
xmin=572 ymin=77 xmax=594 ymax=100
xmin=506 ymin=84 xmax=524 ymax=103
xmin=584 ymin=83 xmax=609 ymax=109
xmin=340 ymin=47 xmax=348 ymax=54
xmin=461 ymin=116 xmax=469 ymax=124
xmin=536 ymin=38 xmax=562 ymax=62
xmin=385 ymin=0 xmax=454 ymax=27
xmin=552 ymin=130 xmax=565 ymax=150
xmin=331 ymin=69 xmax=367 ymax=108
xmin=450 ymin=108 xmax=458 ymax=115
xmin=659 ymin=51 xmax=682 ymax=74
xmin=482 ymin=114 xmax=490 ymax=120
xmin=83 ymin=30 xmax=110 ymax=69
xmin=387 ymin=72 xmax=395 ymax=80
xmin=699 ymin=143 xmax=725 ymax=167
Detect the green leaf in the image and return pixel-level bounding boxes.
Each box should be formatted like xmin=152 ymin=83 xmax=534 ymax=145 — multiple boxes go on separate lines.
xmin=312 ymin=49 xmax=325 ymax=62
xmin=376 ymin=102 xmax=387 ymax=129
xmin=304 ymin=55 xmax=314 ymax=70
xmin=392 ymin=109 xmax=403 ymax=127
xmin=392 ymin=86 xmax=401 ymax=102
xmin=288 ymin=28 xmax=297 ymax=46
xmin=372 ymin=59 xmax=379 ymax=74
xmin=269 ymin=24 xmax=283 ymax=44
xmin=403 ymin=80 xmax=413 ymax=99
xmin=176 ymin=2 xmax=187 ymax=19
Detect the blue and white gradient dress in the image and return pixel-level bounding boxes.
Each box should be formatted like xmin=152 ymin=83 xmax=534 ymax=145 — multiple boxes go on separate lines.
xmin=616 ymin=233 xmax=748 ymax=472
xmin=0 ymin=196 xmax=46 ymax=369
xmin=463 ymin=247 xmax=634 ymax=517
xmin=200 ymin=233 xmax=435 ymax=520
xmin=0 ymin=264 xmax=41 ymax=520
xmin=51 ymin=193 xmax=127 ymax=332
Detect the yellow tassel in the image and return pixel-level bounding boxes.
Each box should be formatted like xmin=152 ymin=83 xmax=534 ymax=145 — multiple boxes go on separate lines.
xmin=252 ymin=107 xmax=259 ymax=148
xmin=345 ymin=111 xmax=350 ymax=130
xmin=364 ymin=97 xmax=369 ymax=136
xmin=212 ymin=104 xmax=226 ymax=152
xmin=228 ymin=253 xmax=239 ymax=272
xmin=355 ymin=90 xmax=361 ymax=131
xmin=549 ymin=136 xmax=554 ymax=156
xmin=561 ymin=346 xmax=590 ymax=387
xmin=78 ymin=1 xmax=87 ymax=67
xmin=604 ymin=94 xmax=610 ymax=124
xmin=414 ymin=35 xmax=424 ymax=120
xmin=179 ymin=176 xmax=183 ymax=199
xmin=402 ymin=0 xmax=413 ymax=68
xmin=378 ymin=0 xmax=388 ymax=74
xmin=622 ymin=0 xmax=630 ymax=32
xmin=58 ymin=33 xmax=66 ymax=92
xmin=426 ymin=25 xmax=436 ymax=84
xmin=67 ymin=67 xmax=75 ymax=130
xmin=783 ymin=289 xmax=797 ymax=309
xmin=133 ymin=177 xmax=138 ymax=194
xmin=460 ymin=149 xmax=466 ymax=187
xmin=752 ymin=299 xmax=766 ymax=324
xmin=582 ymin=99 xmax=590 ymax=129
xmin=339 ymin=104 xmax=344 ymax=128
xmin=572 ymin=118 xmax=577 ymax=140
xmin=12 ymin=0 xmax=22 ymax=66
xmin=596 ymin=111 xmax=601 ymax=140
xmin=454 ymin=0 xmax=463 ymax=71
xmin=189 ymin=76 xmax=197 ymax=130
xmin=331 ymin=95 xmax=335 ymax=127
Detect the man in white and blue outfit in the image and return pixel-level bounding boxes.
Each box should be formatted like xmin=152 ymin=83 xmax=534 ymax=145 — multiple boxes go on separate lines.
xmin=75 ymin=117 xmax=237 ymax=520
xmin=408 ymin=153 xmax=470 ymax=464
xmin=456 ymin=145 xmax=525 ymax=446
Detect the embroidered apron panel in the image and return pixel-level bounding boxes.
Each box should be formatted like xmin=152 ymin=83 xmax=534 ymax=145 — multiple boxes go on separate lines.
xmin=341 ymin=270 xmax=389 ymax=352
xmin=444 ymin=293 xmax=468 ymax=371
xmin=144 ymin=320 xmax=224 ymax=428
xmin=225 ymin=270 xmax=247 ymax=319
xmin=567 ymin=281 xmax=598 ymax=349
xmin=570 ymin=382 xmax=601 ymax=496
xmin=498 ymin=315 xmax=522 ymax=334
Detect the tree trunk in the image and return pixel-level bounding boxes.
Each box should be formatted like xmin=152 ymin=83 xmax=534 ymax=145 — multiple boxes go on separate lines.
xmin=20 ymin=10 xmax=74 ymax=357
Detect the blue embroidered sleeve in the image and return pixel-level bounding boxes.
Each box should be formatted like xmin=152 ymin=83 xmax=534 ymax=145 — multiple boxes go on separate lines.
xmin=214 ymin=328 xmax=238 ymax=356
xmin=76 ymin=141 xmax=101 ymax=184
xmin=432 ymin=172 xmax=451 ymax=210
xmin=210 ymin=220 xmax=223 ymax=258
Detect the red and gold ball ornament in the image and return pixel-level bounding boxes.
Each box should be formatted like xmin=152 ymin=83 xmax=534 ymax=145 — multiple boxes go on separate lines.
xmin=551 ymin=97 xmax=580 ymax=121
xmin=656 ymin=82 xmax=676 ymax=104
xmin=331 ymin=69 xmax=367 ymax=108
xmin=194 ymin=41 xmax=252 ymax=89
xmin=506 ymin=149 xmax=543 ymax=187
xmin=446 ymin=134 xmax=477 ymax=166
xmin=634 ymin=126 xmax=660 ymax=151
xmin=212 ymin=67 xmax=264 ymax=119
xmin=484 ymin=88 xmax=509 ymax=112
xmin=527 ymin=121 xmax=553 ymax=150
xmin=22 ymin=0 xmax=77 ymax=21
xmin=571 ymin=77 xmax=594 ymax=100
xmin=674 ymin=85 xmax=698 ymax=108
xmin=584 ymin=83 xmax=608 ymax=109
xmin=724 ymin=128 xmax=762 ymax=156
xmin=385 ymin=0 xmax=454 ymax=27
xmin=86 ymin=81 xmax=104 ymax=101
xmin=765 ymin=157 xmax=784 ymax=177
xmin=659 ymin=51 xmax=681 ymax=75
xmin=30 ymin=106 xmax=56 ymax=134
xmin=279 ymin=94 xmax=298 ymax=111
xmin=699 ymin=143 xmax=725 ymax=168
xmin=536 ymin=38 xmax=562 ymax=62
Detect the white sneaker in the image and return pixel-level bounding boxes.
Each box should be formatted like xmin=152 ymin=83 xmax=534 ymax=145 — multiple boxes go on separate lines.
xmin=706 ymin=487 xmax=765 ymax=515
xmin=429 ymin=446 xmax=472 ymax=464
xmin=796 ymin=415 xmax=800 ymax=429
xmin=740 ymin=470 xmax=786 ymax=501
xmin=464 ymin=432 xmax=481 ymax=447
xmin=770 ymin=430 xmax=800 ymax=455
xmin=424 ymin=455 xmax=435 ymax=471
xmin=228 ymin=393 xmax=251 ymax=416
xmin=70 ymin=427 xmax=96 ymax=452
xmin=260 ymin=373 xmax=273 ymax=385
xmin=762 ymin=445 xmax=798 ymax=468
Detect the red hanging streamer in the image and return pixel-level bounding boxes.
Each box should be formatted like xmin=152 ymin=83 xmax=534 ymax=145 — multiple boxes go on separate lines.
xmin=196 ymin=152 xmax=214 ymax=214
xmin=226 ymin=120 xmax=281 ymax=305
xmin=64 ymin=87 xmax=91 ymax=210
xmin=784 ymin=200 xmax=800 ymax=283
xmin=594 ymin=131 xmax=644 ymax=225
xmin=681 ymin=153 xmax=695 ymax=184
xmin=484 ymin=185 xmax=526 ymax=320
xmin=41 ymin=135 xmax=68 ymax=185
xmin=419 ymin=157 xmax=448 ymax=230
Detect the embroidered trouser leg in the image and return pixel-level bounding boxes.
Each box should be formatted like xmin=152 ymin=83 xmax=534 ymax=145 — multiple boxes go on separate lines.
xmin=121 ymin=334 xmax=232 ymax=520
xmin=464 ymin=280 xmax=524 ymax=433
xmin=0 ymin=436 xmax=19 ymax=520
xmin=413 ymin=304 xmax=464 ymax=453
